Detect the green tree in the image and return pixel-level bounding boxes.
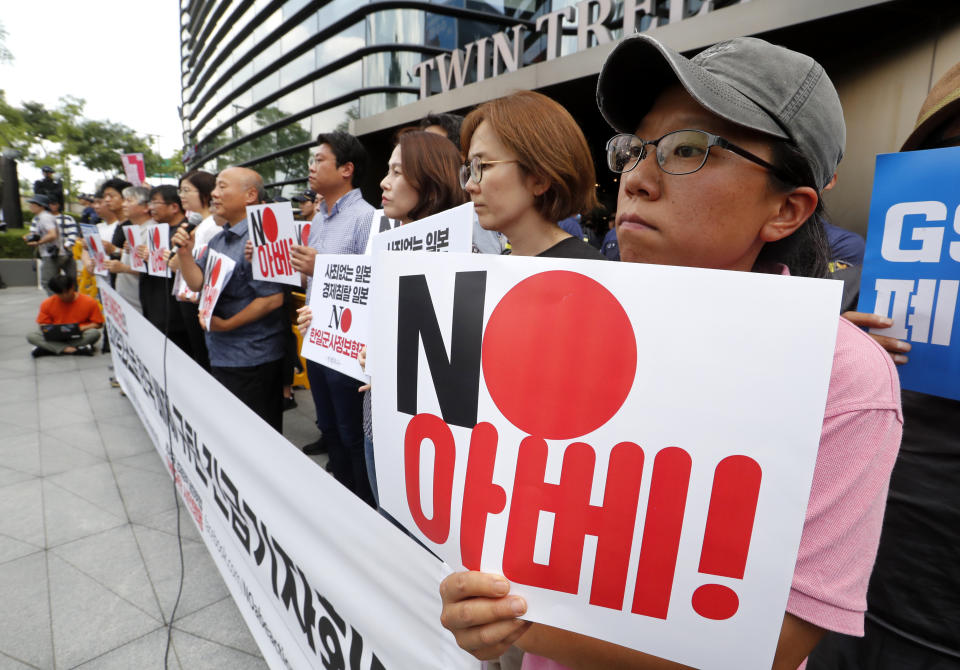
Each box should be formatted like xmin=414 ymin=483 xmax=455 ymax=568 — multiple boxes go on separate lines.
xmin=0 ymin=90 xmax=178 ymax=193
xmin=215 ymin=106 xmax=311 ymax=185
xmin=0 ymin=20 xmax=13 ymax=64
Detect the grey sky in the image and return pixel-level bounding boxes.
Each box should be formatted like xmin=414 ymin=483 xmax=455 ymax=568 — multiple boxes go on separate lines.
xmin=1 ymin=1 xmax=183 ymax=191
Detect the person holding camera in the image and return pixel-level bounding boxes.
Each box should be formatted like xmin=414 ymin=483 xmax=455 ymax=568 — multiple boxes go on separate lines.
xmin=23 ymin=194 xmax=65 ymax=295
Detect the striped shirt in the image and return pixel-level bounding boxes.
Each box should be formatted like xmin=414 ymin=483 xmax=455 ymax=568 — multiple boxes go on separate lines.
xmin=305 ymin=188 xmax=373 ymax=300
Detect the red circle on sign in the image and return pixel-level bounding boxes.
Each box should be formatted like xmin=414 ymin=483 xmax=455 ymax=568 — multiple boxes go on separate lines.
xmin=263 ymin=207 xmax=278 ymax=242
xmin=90 ymin=239 xmax=98 ymax=253
xmin=301 ymin=223 xmax=311 ymax=243
xmin=210 ymin=258 xmax=222 ymax=285
xmin=152 ymin=228 xmax=161 ymax=248
xmin=341 ymin=308 xmax=352 ymax=333
xmin=481 ymin=270 xmax=637 ymax=440
xmin=691 ymin=584 xmax=739 ymax=620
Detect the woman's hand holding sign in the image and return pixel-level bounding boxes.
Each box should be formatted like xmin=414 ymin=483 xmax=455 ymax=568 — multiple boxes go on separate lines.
xmin=439 ymin=572 xmax=530 ymax=660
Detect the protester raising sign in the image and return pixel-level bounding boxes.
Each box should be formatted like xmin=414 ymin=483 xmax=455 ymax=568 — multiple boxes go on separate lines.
xmin=198 ymin=249 xmax=236 ymax=329
xmin=370 ymin=252 xmax=842 ymax=670
xmin=371 ymin=202 xmax=474 ymax=255
xmin=121 ymin=152 xmax=146 ymax=186
xmin=79 ymin=223 xmax=108 ymax=277
xmin=248 ymin=202 xmax=301 ymax=286
xmin=858 ymin=145 xmax=960 ymax=400
xmin=301 ymin=255 xmax=372 ymax=382
xmin=122 ymin=224 xmax=147 ymax=273
xmin=145 ymin=223 xmax=170 ymax=277
xmin=95 ymin=279 xmax=476 ymax=670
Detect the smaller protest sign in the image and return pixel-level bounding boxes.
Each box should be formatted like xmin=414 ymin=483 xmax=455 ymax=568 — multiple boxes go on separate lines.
xmin=198 ymin=249 xmax=236 ymax=328
xmin=248 ymin=202 xmax=301 ymax=286
xmin=857 ymin=145 xmax=960 ymax=400
xmin=145 ymin=224 xmax=170 ymax=277
xmin=121 ymin=153 xmax=146 ymax=186
xmin=294 ymin=219 xmax=311 ymax=247
xmin=364 ymin=209 xmax=400 ymax=254
xmin=371 ymin=202 xmax=474 ymax=255
xmin=300 ymin=254 xmax=371 ymax=382
xmin=79 ymin=224 xmax=108 ymax=277
xmin=172 ymin=243 xmax=208 ymax=303
xmin=122 ymin=225 xmax=147 ymax=273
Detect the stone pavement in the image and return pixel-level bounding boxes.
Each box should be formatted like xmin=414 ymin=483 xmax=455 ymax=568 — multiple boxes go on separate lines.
xmin=0 ymin=286 xmax=324 ymax=669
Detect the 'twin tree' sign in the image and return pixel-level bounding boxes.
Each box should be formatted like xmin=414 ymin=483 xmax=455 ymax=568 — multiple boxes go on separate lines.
xmin=370 ymin=253 xmax=841 ymax=670
xmin=248 ymin=202 xmax=301 ymax=286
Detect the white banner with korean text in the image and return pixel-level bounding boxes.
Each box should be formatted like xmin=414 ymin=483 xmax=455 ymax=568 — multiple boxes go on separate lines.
xmin=96 ymin=279 xmax=476 ymax=670
xmin=370 ymin=253 xmax=842 ymax=670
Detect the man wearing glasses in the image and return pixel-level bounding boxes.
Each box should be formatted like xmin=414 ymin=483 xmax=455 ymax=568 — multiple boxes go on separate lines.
xmin=144 ymin=185 xmax=194 ymax=359
xmin=290 ymin=131 xmax=376 ymax=507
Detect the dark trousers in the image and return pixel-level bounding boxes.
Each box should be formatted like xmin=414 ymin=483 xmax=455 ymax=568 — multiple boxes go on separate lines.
xmin=178 ymin=300 xmax=210 ymax=371
xmin=211 ymin=358 xmax=284 ymax=433
xmin=306 ymin=359 xmax=374 ymax=507
xmin=808 ymin=618 xmax=960 ymax=670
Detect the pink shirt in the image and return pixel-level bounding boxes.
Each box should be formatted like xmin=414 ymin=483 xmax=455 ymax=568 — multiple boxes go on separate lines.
xmin=522 ymin=317 xmax=903 ymax=670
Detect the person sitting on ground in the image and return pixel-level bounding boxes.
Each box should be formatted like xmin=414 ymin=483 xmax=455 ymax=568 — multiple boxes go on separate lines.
xmin=27 ymin=274 xmax=103 ymax=357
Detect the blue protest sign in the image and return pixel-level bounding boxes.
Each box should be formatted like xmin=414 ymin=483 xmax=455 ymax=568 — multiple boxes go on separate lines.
xmin=858 ymin=146 xmax=960 ymax=400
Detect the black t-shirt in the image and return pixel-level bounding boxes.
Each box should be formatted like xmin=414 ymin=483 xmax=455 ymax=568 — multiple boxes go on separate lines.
xmin=138 ymin=223 xmax=186 ymax=335
xmin=865 ymin=389 xmax=960 ymax=654
xmin=536 ymin=236 xmax=607 ymax=260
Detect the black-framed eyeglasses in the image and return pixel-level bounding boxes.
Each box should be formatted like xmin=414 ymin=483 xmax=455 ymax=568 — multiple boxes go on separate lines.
xmin=459 ymin=156 xmax=518 ymax=189
xmin=606 ymin=129 xmax=789 ymax=181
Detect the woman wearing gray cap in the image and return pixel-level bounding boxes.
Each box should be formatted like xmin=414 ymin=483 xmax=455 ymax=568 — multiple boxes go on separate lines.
xmin=438 ymin=35 xmax=902 ymax=670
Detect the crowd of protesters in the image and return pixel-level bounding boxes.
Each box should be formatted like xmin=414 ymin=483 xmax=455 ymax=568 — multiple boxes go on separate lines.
xmin=19 ymin=31 xmax=959 ymax=670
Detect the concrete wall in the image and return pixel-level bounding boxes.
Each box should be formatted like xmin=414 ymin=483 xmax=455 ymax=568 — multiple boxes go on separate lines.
xmin=0 ymin=259 xmax=39 ymax=288
xmin=825 ymin=19 xmax=960 ymax=236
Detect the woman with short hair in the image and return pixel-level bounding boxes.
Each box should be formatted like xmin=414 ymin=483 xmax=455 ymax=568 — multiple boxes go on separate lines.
xmin=459 ymin=90 xmax=603 ymax=260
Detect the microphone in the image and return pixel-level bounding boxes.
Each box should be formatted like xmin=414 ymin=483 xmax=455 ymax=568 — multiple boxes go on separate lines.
xmin=169 ymin=220 xmax=198 ymax=256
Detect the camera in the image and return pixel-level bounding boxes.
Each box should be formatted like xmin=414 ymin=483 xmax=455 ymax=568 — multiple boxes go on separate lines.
xmin=24 ymin=232 xmax=41 ymax=243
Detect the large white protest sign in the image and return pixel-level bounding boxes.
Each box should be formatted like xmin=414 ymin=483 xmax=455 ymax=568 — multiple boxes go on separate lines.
xmin=146 ymin=223 xmax=170 ymax=277
xmin=198 ymin=249 xmax=236 ymax=328
xmin=370 ymin=253 xmax=842 ymax=670
xmin=301 ymin=254 xmax=371 ymax=382
xmin=95 ymin=279 xmax=476 ymax=670
xmin=370 ymin=203 xmax=473 ymax=255
xmin=122 ymin=224 xmax=147 ymax=273
xmin=248 ymin=202 xmax=301 ymax=286
xmin=79 ymin=223 xmax=108 ymax=277
xmin=121 ymin=152 xmax=146 ymax=186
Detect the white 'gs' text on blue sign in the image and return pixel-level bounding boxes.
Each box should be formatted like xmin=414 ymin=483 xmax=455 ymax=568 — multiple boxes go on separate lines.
xmin=858 ymin=146 xmax=960 ymax=400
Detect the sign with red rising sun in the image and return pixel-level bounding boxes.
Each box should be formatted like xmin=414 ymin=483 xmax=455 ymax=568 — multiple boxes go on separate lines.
xmin=301 ymin=254 xmax=373 ymax=382
xmin=145 ymin=223 xmax=170 ymax=277
xmin=79 ymin=224 xmax=108 ymax=277
xmin=198 ymin=249 xmax=237 ymax=329
xmin=370 ymin=252 xmax=842 ymax=670
xmin=247 ymin=202 xmax=302 ymax=287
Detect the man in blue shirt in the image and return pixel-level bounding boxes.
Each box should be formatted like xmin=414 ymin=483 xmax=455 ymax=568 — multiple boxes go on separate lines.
xmin=173 ymin=167 xmax=286 ymax=432
xmin=291 ymin=131 xmax=375 ymax=506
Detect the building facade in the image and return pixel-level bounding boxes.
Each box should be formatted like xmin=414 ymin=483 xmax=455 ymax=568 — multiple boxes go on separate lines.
xmin=181 ymin=0 xmax=960 ymax=235
xmin=180 ymin=0 xmax=592 ymax=194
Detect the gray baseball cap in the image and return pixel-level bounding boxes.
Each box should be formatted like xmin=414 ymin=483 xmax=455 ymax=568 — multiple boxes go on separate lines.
xmin=596 ymin=35 xmax=845 ymax=190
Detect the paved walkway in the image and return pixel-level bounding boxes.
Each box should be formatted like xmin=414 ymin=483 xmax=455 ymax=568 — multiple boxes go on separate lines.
xmin=0 ymin=286 xmax=323 ymax=669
